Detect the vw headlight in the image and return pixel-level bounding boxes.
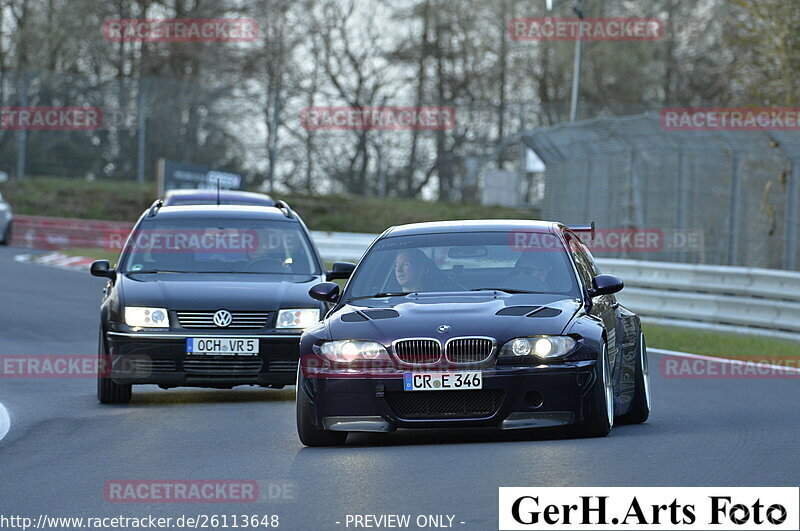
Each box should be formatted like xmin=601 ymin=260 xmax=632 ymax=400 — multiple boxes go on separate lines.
xmin=499 ymin=336 xmax=576 ymax=359
xmin=124 ymin=307 xmax=168 ymax=328
xmin=276 ymin=308 xmax=320 ymax=330
xmin=319 ymin=340 xmax=389 ymax=363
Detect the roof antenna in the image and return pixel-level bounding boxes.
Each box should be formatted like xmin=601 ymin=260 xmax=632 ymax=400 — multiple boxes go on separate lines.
xmin=216 ymin=177 xmax=221 ymax=206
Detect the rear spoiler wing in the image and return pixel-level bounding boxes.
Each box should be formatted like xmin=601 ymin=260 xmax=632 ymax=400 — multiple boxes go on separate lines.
xmin=568 ymin=221 xmax=596 ymax=239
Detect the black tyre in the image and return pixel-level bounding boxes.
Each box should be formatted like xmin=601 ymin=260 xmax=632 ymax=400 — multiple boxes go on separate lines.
xmin=296 ymin=371 xmax=347 ymax=447
xmin=618 ymin=333 xmax=650 ymax=424
xmin=576 ymin=343 xmax=613 ymax=437
xmin=0 ymin=220 xmax=10 ymax=245
xmin=97 ymin=329 xmax=131 ymax=404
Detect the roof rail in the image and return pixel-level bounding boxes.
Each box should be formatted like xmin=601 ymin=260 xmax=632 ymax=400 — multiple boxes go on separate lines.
xmin=274 ymin=200 xmax=294 ymax=219
xmin=147 ymin=199 xmax=164 ymax=217
xmin=568 ymin=221 xmax=596 ymax=239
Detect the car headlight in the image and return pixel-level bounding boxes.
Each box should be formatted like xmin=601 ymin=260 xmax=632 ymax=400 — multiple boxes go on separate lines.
xmin=499 ymin=336 xmax=576 ymax=359
xmin=276 ymin=308 xmax=320 ymax=329
xmin=124 ymin=307 xmax=168 ymax=328
xmin=319 ymin=340 xmax=389 ymax=363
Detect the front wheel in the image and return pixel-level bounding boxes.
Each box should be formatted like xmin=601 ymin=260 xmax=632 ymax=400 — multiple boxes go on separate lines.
xmin=576 ymin=343 xmax=613 ymax=437
xmin=618 ymin=333 xmax=650 ymax=424
xmin=97 ymin=329 xmax=131 ymax=404
xmin=296 ymin=371 xmax=347 ymax=447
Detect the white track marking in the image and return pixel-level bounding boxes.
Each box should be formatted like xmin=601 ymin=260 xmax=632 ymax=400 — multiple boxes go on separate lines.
xmin=649 ymin=348 xmax=800 ymax=374
xmin=0 ymin=402 xmax=10 ymax=441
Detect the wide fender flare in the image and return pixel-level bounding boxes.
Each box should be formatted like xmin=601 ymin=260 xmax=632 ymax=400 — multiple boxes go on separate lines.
xmin=565 ymin=315 xmax=606 ymax=358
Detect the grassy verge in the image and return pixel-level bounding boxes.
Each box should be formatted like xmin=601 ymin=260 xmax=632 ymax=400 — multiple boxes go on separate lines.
xmin=643 ymin=322 xmax=800 ymax=360
xmin=0 ymin=177 xmax=155 ymax=222
xmin=0 ymin=176 xmax=537 ymax=232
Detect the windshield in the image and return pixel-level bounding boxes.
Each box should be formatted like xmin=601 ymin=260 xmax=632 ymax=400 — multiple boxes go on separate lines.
xmin=120 ymin=218 xmax=319 ymax=275
xmin=344 ymin=232 xmax=580 ymax=301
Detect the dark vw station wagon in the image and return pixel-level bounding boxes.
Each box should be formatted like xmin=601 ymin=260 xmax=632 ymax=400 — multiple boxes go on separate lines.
xmin=91 ymin=200 xmax=336 ymax=403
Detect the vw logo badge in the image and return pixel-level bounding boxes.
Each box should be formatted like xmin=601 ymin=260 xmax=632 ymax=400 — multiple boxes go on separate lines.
xmin=436 ymin=324 xmax=451 ymax=334
xmin=213 ymin=310 xmax=232 ymax=328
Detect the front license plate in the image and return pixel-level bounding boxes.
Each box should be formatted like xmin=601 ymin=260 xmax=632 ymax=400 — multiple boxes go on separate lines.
xmin=403 ymin=371 xmax=483 ymax=391
xmin=186 ymin=337 xmax=259 ymax=356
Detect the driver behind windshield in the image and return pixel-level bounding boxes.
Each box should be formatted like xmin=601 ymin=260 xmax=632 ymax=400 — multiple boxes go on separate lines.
xmin=392 ymin=249 xmax=464 ymax=293
xmin=394 ymin=249 xmax=429 ymax=292
xmin=246 ymin=230 xmax=272 ymax=261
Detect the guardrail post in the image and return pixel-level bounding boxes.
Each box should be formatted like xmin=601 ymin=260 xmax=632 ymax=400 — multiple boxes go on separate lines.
xmin=676 ymin=148 xmax=689 ymax=263
xmin=728 ymin=151 xmax=741 ymax=266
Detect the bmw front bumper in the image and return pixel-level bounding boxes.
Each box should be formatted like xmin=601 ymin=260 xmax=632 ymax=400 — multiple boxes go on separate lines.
xmin=299 ymin=361 xmax=599 ymax=431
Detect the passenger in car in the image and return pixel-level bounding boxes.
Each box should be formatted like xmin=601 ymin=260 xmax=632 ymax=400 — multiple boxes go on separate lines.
xmin=504 ymin=252 xmax=554 ymax=291
xmin=516 ymin=252 xmax=551 ymax=281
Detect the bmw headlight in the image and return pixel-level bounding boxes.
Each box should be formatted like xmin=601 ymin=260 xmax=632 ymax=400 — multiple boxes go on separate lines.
xmin=499 ymin=336 xmax=576 ymax=359
xmin=124 ymin=307 xmax=168 ymax=328
xmin=319 ymin=340 xmax=389 ymax=363
xmin=276 ymin=308 xmax=320 ymax=330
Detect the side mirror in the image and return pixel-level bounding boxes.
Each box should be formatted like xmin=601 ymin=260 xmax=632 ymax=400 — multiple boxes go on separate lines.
xmin=588 ymin=274 xmax=624 ymax=297
xmin=309 ymin=282 xmax=340 ymax=303
xmin=326 ymin=261 xmax=356 ymax=281
xmin=90 ymin=260 xmax=116 ymax=280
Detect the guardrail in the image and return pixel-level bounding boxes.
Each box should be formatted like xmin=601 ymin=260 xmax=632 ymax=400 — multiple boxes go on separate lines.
xmin=597 ymin=259 xmax=800 ymax=339
xmin=310 ymin=231 xmax=376 ymax=263
xmin=10 ymin=216 xmax=799 ymax=340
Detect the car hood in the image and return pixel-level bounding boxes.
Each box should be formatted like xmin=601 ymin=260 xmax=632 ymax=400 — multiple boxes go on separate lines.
xmin=328 ymin=292 xmax=583 ymax=344
xmin=119 ymin=272 xmax=323 ymax=311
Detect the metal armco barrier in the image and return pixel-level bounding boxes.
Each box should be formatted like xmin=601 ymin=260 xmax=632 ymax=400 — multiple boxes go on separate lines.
xmin=310 ymin=231 xmax=377 ymax=262
xmin=11 ymin=217 xmax=799 ymax=340
xmin=598 ymin=259 xmax=800 ymax=337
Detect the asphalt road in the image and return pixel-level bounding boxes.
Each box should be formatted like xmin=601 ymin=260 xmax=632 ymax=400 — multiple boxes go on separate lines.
xmin=1 ymin=245 xmax=798 ymax=530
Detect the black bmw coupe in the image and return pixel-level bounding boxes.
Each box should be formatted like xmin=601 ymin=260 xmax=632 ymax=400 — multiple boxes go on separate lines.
xmin=297 ymin=220 xmax=650 ymax=446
